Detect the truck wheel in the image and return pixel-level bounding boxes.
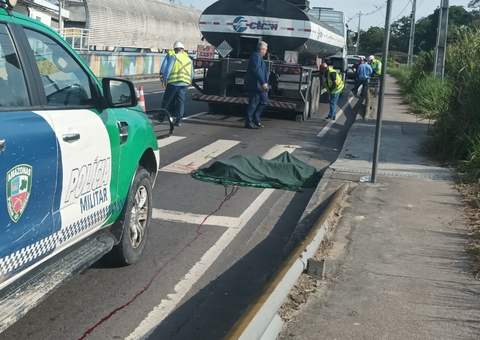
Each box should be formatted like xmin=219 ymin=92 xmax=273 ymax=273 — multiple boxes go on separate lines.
xmin=105 ymin=166 xmax=153 ymax=266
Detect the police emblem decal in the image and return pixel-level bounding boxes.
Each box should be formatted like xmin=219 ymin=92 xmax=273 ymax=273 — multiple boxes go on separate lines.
xmin=6 ymin=164 xmax=33 ymax=223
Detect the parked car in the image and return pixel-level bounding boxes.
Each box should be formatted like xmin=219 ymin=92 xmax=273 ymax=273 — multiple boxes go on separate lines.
xmin=0 ymin=0 xmax=163 ymax=332
xmin=346 ymin=56 xmax=360 ymax=80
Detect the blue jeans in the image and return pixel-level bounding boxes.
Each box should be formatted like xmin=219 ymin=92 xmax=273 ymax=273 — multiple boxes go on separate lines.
xmin=246 ymin=91 xmax=268 ymax=127
xmin=329 ymin=92 xmax=340 ymax=119
xmin=162 ymin=84 xmax=188 ymax=123
xmin=353 ymin=78 xmax=369 ymax=97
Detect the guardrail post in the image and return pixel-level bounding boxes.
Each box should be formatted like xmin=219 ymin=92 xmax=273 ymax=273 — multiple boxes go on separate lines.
xmin=364 ymin=80 xmax=371 ymax=120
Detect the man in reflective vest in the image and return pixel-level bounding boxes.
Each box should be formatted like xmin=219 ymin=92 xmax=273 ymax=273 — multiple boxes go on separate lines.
xmin=368 ymin=55 xmax=382 ymax=77
xmin=320 ymin=63 xmax=344 ymax=121
xmin=159 ymin=41 xmax=194 ymax=126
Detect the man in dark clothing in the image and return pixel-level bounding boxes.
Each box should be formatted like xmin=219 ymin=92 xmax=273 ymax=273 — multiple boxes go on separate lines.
xmin=352 ymin=57 xmax=364 ymax=74
xmin=244 ymin=41 xmax=269 ymax=129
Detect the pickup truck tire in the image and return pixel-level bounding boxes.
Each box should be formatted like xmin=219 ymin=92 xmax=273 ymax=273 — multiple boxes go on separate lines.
xmin=105 ymin=166 xmax=153 ymax=266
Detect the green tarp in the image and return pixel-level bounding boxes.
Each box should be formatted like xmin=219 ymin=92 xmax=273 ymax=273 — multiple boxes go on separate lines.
xmin=191 ymin=151 xmax=321 ymax=191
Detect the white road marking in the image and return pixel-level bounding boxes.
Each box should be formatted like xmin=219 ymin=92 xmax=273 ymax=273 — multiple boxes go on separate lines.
xmin=152 ymin=209 xmax=239 ymax=228
xmin=183 ymin=112 xmax=208 ymax=120
xmin=126 ymin=145 xmax=300 ymax=340
xmin=158 ymin=139 xmax=240 ymax=174
xmin=317 ymin=95 xmax=355 ymax=138
xmin=157 ymin=136 xmax=186 ymax=148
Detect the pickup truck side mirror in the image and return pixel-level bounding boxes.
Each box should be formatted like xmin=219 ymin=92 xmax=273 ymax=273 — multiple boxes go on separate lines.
xmin=102 ymin=78 xmax=139 ymax=108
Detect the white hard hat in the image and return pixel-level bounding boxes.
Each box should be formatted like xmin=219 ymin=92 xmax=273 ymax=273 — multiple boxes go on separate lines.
xmin=173 ymin=41 xmax=185 ymax=49
xmin=368 ymin=55 xmax=375 ymax=61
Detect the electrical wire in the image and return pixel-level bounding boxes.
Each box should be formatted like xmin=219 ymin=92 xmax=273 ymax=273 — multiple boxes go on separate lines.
xmin=347 ymin=1 xmax=387 ymax=23
xmin=375 ymin=1 xmax=412 ymax=27
xmin=392 ymin=1 xmax=413 ymax=21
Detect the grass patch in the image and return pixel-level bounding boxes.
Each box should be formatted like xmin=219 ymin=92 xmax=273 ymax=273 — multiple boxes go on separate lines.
xmin=409 ymin=76 xmax=450 ymax=119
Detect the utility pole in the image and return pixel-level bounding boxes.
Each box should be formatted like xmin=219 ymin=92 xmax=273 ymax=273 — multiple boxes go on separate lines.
xmin=434 ymin=0 xmax=449 ymax=78
xmin=371 ymin=0 xmax=393 ymax=183
xmin=355 ymin=11 xmax=361 ymax=54
xmin=58 ymin=0 xmax=64 ymax=30
xmin=407 ymin=0 xmax=417 ymax=68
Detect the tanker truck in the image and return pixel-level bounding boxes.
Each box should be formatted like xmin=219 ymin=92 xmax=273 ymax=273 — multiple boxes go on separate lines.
xmin=191 ymin=0 xmax=348 ymax=121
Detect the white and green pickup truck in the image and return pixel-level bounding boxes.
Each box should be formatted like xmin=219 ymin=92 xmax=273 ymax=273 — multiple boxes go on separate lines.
xmin=0 ymin=0 xmax=165 ymax=332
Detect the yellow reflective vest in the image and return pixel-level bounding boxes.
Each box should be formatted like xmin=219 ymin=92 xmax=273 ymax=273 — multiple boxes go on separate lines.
xmin=167 ymin=51 xmax=193 ymax=85
xmin=372 ymin=60 xmax=382 ymax=75
xmin=326 ymin=67 xmax=345 ymax=94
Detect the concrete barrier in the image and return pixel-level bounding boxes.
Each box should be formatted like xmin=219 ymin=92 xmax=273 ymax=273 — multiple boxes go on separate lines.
xmin=223 ymin=182 xmax=350 ymax=340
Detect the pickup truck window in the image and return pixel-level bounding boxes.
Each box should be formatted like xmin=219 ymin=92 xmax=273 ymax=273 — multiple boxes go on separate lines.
xmin=0 ymin=24 xmax=29 ymax=108
xmin=24 ymin=28 xmax=93 ymax=107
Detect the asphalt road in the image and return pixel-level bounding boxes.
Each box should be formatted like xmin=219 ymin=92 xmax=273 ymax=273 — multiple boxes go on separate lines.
xmin=1 ymin=79 xmax=360 ymax=340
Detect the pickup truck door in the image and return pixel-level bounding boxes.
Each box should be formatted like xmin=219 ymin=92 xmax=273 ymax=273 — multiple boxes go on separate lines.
xmin=21 ymin=26 xmax=120 ymax=252
xmin=0 ymin=22 xmax=59 ymax=288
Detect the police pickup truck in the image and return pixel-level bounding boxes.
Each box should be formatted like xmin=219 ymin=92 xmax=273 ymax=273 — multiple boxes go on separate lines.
xmin=0 ymin=0 xmax=163 ymax=332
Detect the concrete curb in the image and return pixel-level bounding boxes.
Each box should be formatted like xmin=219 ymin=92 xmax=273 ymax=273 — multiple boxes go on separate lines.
xmin=223 ymin=182 xmax=350 ymax=340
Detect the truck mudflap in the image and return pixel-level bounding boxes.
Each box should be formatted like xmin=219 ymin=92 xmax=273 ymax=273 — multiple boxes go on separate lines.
xmin=191 ymin=93 xmax=297 ymax=111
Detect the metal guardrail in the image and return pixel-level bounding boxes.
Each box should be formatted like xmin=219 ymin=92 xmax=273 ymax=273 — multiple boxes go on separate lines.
xmin=55 ymin=28 xmax=90 ymax=52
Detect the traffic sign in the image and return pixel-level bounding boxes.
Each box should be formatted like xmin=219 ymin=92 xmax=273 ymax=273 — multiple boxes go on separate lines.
xmin=284 ymin=51 xmax=299 ymax=64
xmin=216 ymin=40 xmax=233 ymax=58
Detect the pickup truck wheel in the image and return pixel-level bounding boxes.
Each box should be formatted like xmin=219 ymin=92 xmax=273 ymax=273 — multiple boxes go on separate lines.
xmin=106 ymin=166 xmax=152 ymax=266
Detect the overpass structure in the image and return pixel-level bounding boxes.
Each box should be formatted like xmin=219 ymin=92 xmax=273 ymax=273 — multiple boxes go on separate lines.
xmin=84 ymin=0 xmax=202 ymax=51
xmin=16 ymin=0 xmax=203 ymax=51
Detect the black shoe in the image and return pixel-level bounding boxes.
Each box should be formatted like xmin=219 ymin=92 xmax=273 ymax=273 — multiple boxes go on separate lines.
xmin=254 ymin=122 xmax=265 ymax=128
xmin=245 ymin=125 xmax=258 ymax=129
xmin=174 ymin=121 xmax=181 ymax=127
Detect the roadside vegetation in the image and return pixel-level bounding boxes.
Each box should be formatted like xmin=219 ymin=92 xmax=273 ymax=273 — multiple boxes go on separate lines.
xmin=387 ymin=27 xmax=480 ymax=275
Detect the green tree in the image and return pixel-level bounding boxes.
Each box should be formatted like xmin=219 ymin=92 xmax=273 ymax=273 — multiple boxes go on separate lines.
xmin=415 ymin=6 xmax=474 ymax=52
xmin=390 ymin=16 xmax=411 ymax=53
xmin=468 ymin=10 xmax=480 ymax=28
xmin=414 ymin=16 xmax=432 ymax=53
xmin=359 ymin=26 xmax=384 ymax=55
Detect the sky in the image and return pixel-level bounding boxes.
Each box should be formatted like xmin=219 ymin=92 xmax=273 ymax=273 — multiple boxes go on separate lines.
xmin=187 ymin=0 xmax=473 ymax=30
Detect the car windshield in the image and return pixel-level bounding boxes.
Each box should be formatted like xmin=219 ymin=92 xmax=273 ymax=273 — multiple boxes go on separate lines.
xmin=348 ymin=58 xmax=359 ymax=64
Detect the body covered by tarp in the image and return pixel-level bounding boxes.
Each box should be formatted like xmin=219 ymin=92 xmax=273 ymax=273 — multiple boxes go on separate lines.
xmin=191 ymin=152 xmax=321 ymax=191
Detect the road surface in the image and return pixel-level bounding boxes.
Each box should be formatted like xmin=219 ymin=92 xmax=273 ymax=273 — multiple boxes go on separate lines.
xmin=0 ymin=80 xmax=360 ymax=340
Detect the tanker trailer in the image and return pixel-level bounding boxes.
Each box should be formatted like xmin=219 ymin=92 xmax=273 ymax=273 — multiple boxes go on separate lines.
xmin=191 ymin=0 xmax=347 ymax=121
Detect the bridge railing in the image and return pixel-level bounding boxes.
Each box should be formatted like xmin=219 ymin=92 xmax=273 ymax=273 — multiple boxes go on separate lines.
xmin=55 ymin=28 xmax=91 ymax=52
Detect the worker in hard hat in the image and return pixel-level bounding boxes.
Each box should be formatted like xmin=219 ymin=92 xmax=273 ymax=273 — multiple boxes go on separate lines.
xmin=368 ymin=55 xmax=382 ymax=77
xmin=159 ymin=41 xmax=194 ymax=127
xmin=320 ymin=62 xmax=345 ymax=122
